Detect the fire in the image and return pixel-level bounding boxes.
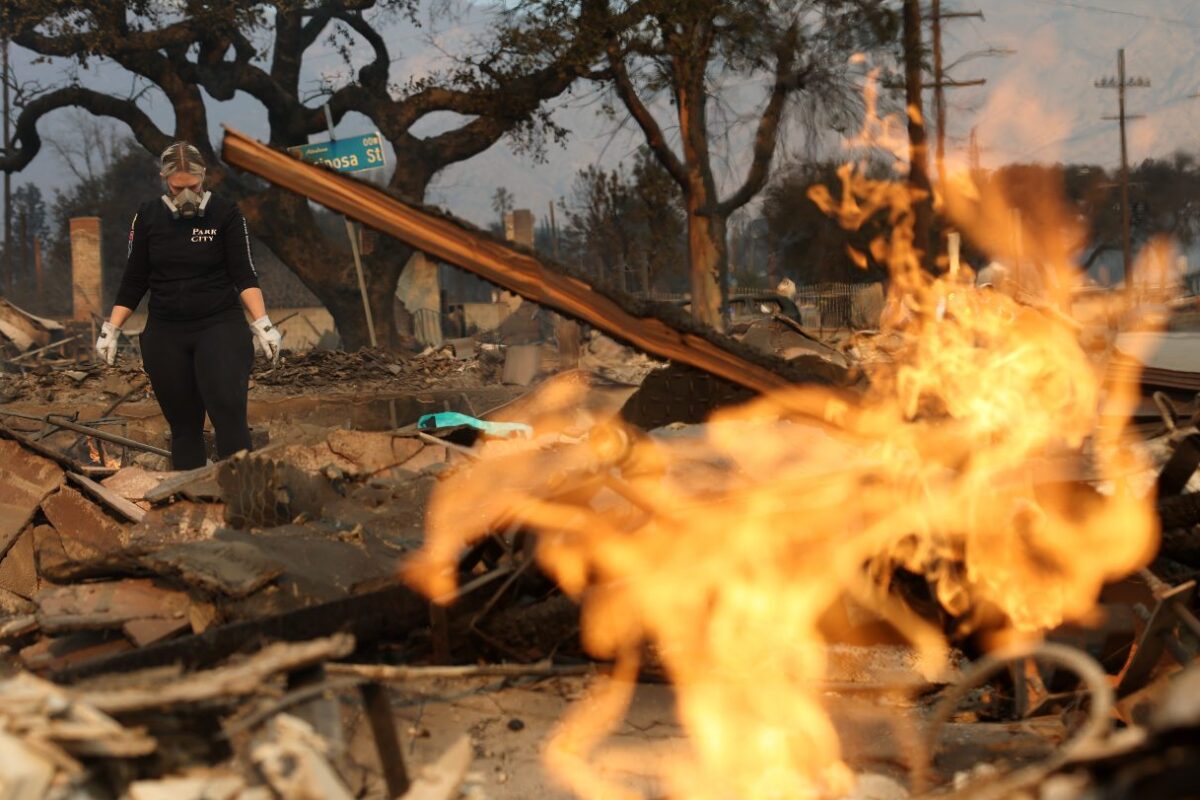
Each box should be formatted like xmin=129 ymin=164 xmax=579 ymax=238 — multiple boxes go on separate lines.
xmin=403 ymin=74 xmax=1157 ymax=798
xmin=85 ymin=438 xmax=122 ymax=469
xmin=86 ymin=438 xmax=104 ymax=466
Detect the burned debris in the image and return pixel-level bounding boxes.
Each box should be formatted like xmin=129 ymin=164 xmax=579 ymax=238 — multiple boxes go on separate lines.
xmin=0 ymin=226 xmax=1197 ymax=800
xmin=3 ymin=9 xmax=1200 ymax=795
xmin=0 ymin=418 xmax=497 ymax=797
xmin=2 ymin=146 xmax=1200 ymax=799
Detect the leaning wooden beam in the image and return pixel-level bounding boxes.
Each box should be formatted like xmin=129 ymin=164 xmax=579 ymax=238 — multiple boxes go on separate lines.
xmin=221 ymin=127 xmax=817 ymax=395
xmin=326 ymin=661 xmax=593 ymax=682
xmin=65 ymin=472 xmax=146 ymax=524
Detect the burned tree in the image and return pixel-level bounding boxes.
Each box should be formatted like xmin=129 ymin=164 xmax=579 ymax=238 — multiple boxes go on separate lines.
xmin=559 ymin=148 xmax=686 ymax=293
xmin=497 ymin=0 xmax=898 ymax=329
xmin=0 ymin=1 xmax=643 ymax=349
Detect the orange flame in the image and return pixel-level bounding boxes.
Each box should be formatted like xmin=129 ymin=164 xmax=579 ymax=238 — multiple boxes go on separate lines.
xmin=403 ymin=73 xmax=1158 ymax=798
xmin=85 ymin=438 xmax=122 ymax=469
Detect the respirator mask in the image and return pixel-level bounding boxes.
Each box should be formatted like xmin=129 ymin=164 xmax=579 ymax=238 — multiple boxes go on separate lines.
xmin=162 ymin=187 xmax=212 ymax=220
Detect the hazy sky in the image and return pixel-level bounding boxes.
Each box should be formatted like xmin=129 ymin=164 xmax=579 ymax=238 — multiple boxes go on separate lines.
xmin=6 ymin=0 xmax=1200 ymax=227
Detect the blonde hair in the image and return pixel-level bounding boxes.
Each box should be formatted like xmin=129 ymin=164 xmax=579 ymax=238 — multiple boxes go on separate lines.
xmin=159 ymin=141 xmax=206 ymax=181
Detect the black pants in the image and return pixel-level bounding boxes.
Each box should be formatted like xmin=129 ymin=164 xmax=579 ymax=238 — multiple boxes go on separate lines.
xmin=141 ymin=314 xmax=254 ymax=470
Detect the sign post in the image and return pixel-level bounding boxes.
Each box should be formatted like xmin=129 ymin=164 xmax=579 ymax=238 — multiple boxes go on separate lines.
xmin=288 ymin=109 xmax=382 ymax=348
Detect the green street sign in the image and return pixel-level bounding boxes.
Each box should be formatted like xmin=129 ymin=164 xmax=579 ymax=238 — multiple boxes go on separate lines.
xmin=288 ymin=132 xmax=386 ymax=173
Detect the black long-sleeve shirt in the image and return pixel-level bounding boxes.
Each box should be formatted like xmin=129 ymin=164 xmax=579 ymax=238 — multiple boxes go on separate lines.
xmin=114 ymin=193 xmax=260 ymax=322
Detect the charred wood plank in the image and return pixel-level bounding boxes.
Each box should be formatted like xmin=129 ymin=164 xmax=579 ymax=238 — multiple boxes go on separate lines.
xmin=221 ymin=127 xmax=839 ymax=396
xmin=65 ymin=472 xmax=146 ymax=524
xmin=359 ymin=682 xmax=411 ymax=797
xmin=81 ymin=634 xmax=355 ymax=715
xmin=0 ymin=435 xmax=64 ymax=561
xmin=50 ymin=582 xmax=427 ymax=684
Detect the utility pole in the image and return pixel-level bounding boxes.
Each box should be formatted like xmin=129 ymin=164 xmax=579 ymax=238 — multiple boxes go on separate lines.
xmin=1095 ymin=49 xmax=1149 ymax=286
xmin=903 ymin=0 xmax=933 ymax=264
xmin=929 ymin=2 xmax=985 ymax=188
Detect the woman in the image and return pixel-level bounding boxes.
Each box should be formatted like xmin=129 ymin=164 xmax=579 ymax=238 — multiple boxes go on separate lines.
xmin=95 ymin=141 xmax=283 ymax=470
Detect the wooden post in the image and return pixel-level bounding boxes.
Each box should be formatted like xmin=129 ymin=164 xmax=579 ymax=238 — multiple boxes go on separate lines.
xmin=1117 ymin=50 xmax=1133 ymax=287
xmin=322 ymin=104 xmax=378 ymax=348
xmin=69 ymin=217 xmax=103 ymax=321
xmin=1011 ymin=208 xmax=1023 ymax=295
xmin=903 ymin=0 xmax=933 ymax=268
xmin=555 ymin=315 xmax=580 ymax=371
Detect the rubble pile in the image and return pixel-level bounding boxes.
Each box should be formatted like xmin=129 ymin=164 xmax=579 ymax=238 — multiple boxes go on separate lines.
xmin=0 ymin=346 xmax=506 ymax=407
xmin=250 ymin=346 xmax=505 ymax=393
xmin=0 ymin=425 xmax=472 ymax=673
xmin=1 ymin=373 xmax=1200 ymax=797
xmin=0 ymin=361 xmax=147 ymax=406
xmin=3 ymin=306 xmax=1200 ymax=799
xmin=0 ymin=288 xmax=1199 ymax=796
xmin=0 ymin=414 xmax=599 ymax=797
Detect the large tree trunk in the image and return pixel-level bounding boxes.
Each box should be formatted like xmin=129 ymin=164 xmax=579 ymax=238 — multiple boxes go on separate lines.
xmin=686 ymin=191 xmax=726 ymax=331
xmin=296 ymin=241 xmax=410 ymax=351
xmin=672 ymin=21 xmax=725 ymax=332
xmin=358 ymin=237 xmax=413 ymax=350
xmin=241 ymin=188 xmax=408 ymax=350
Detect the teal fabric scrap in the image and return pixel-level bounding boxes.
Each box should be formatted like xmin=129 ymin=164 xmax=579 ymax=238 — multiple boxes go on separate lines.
xmin=417 ymin=411 xmax=532 ymax=439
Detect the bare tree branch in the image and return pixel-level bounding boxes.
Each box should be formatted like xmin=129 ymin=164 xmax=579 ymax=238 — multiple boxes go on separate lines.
xmin=717 ymin=26 xmax=801 ymax=216
xmin=0 ymin=86 xmax=171 ymax=173
xmin=604 ymin=42 xmax=688 ymax=189
xmin=329 ymin=7 xmax=391 ymax=90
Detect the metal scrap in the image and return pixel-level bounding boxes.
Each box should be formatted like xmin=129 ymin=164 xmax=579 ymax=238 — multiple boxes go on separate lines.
xmin=216 ymin=452 xmax=340 ymax=529
xmin=8 ymin=335 xmax=81 ymax=363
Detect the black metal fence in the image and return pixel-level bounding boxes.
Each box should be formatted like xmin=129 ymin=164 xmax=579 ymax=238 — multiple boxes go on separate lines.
xmin=651 ymin=282 xmax=883 ymax=330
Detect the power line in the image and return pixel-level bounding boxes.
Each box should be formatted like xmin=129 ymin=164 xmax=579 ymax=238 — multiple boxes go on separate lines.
xmin=966 ymin=87 xmax=1197 ymax=164
xmin=928 ymin=2 xmax=993 ymax=188
xmin=1033 ymin=0 xmax=1200 ymax=29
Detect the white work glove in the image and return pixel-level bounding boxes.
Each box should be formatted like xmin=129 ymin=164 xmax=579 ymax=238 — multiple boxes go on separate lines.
xmin=250 ymin=315 xmax=283 ymax=362
xmin=95 ymin=321 xmax=120 ymax=366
